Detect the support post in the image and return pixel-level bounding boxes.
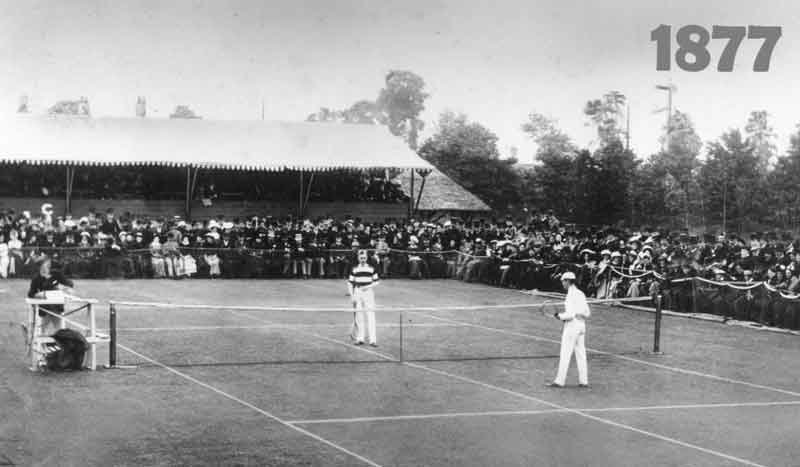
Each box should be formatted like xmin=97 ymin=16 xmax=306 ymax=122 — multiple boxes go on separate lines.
xmin=414 ymin=176 xmax=427 ymax=215
xmin=408 ymin=170 xmax=415 ymax=219
xmin=302 ymin=172 xmax=315 ymax=218
xmin=399 ymin=311 xmax=404 ymax=363
xmin=653 ymin=294 xmax=663 ymax=354
xmin=299 ymin=170 xmax=304 ymax=217
xmin=184 ymin=166 xmax=192 ymax=220
xmin=109 ymin=303 xmax=117 ymax=368
xmin=190 ymin=167 xmax=200 ymax=206
xmin=88 ymin=302 xmax=97 ymax=370
xmin=65 ymin=166 xmax=73 ymax=215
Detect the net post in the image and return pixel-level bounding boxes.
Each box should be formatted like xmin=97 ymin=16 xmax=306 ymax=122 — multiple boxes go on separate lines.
xmin=653 ymin=294 xmax=663 ymax=354
xmin=691 ymin=277 xmax=698 ymax=315
xmin=109 ymin=302 xmax=117 ymax=368
xmin=399 ymin=311 xmax=404 ymax=363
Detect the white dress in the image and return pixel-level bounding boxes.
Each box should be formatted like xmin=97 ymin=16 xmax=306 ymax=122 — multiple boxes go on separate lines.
xmin=7 ymin=239 xmax=22 ymax=276
xmin=0 ymin=242 xmax=9 ymax=278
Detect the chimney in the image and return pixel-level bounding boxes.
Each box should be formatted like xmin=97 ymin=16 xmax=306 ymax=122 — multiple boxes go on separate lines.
xmin=78 ymin=96 xmax=90 ymax=116
xmin=136 ymin=96 xmax=146 ymax=118
xmin=17 ymin=95 xmax=29 ymax=113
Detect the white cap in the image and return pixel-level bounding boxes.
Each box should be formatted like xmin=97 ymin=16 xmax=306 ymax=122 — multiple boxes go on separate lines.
xmin=561 ymin=271 xmax=576 ymax=281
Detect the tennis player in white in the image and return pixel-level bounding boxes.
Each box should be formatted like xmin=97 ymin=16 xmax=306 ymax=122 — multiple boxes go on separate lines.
xmin=549 ymin=271 xmax=591 ymax=388
xmin=348 ymin=250 xmax=380 ymax=347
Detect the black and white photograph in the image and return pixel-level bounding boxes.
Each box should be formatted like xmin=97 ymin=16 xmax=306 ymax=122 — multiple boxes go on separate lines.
xmin=1 ymin=1 xmax=799 ymax=465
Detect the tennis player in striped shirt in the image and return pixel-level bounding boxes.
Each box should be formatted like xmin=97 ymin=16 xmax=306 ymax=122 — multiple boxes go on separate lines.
xmin=348 ymin=249 xmax=380 ymax=346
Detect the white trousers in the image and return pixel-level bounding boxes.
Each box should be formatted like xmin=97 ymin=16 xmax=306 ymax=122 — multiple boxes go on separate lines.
xmin=554 ymin=320 xmax=588 ymax=385
xmin=350 ymin=288 xmax=376 ymax=344
xmin=0 ymin=256 xmax=8 ymax=278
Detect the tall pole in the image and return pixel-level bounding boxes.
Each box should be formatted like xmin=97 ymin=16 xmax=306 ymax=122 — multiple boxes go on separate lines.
xmin=656 ymin=84 xmax=676 ymax=151
xmin=667 ymin=90 xmax=672 ymax=134
xmin=722 ymin=168 xmax=727 ymax=236
xmin=625 ymin=104 xmax=631 ymax=151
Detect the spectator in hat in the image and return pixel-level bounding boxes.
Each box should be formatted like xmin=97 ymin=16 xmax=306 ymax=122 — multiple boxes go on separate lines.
xmin=406 ymin=235 xmax=425 ymax=279
xmin=6 ymin=230 xmax=23 ymax=277
xmin=593 ymin=250 xmax=613 ymax=299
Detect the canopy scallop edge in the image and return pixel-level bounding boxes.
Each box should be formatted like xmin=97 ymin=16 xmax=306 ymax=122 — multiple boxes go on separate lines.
xmin=0 ymin=115 xmax=435 ymax=172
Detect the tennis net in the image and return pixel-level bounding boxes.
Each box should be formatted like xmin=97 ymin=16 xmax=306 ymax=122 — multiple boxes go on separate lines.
xmin=106 ymin=295 xmax=664 ymax=368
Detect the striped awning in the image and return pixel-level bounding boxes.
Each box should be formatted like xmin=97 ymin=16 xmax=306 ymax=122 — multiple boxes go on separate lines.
xmin=0 ymin=115 xmax=434 ymax=172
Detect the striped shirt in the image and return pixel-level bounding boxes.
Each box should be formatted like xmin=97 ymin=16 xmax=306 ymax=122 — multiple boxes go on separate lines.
xmin=349 ymin=263 xmax=379 ymax=287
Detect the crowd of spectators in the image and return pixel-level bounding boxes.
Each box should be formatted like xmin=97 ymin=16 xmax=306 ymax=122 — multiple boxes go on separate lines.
xmin=0 ymin=166 xmax=409 ymax=202
xmin=2 ymin=205 xmax=800 ymax=330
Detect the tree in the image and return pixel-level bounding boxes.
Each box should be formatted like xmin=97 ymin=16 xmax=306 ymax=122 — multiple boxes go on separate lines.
xmin=376 ymin=70 xmax=429 ymax=150
xmin=527 ymin=151 xmax=576 ymax=217
xmin=306 ymin=107 xmax=342 ymax=122
xmin=768 ymin=124 xmax=800 ymax=229
xmin=592 ymin=141 xmax=638 ymax=225
xmin=48 ymin=97 xmax=90 ymax=116
xmin=306 ymin=101 xmax=381 ymax=124
xmin=571 ymin=150 xmax=602 ymax=223
xmin=583 ymin=91 xmax=626 ymax=147
xmin=170 ymin=105 xmax=201 ymax=119
xmin=629 ymin=157 xmax=670 ymax=226
xmin=654 ymin=110 xmax=702 ymax=229
xmin=306 ymin=70 xmax=429 ymax=150
xmin=521 ymin=112 xmax=577 ymax=158
xmin=699 ymin=129 xmax=762 ymax=232
xmin=744 ymin=110 xmax=778 ymax=173
xmin=340 ymin=100 xmax=381 ymax=124
xmin=419 ymin=112 xmax=520 ymax=211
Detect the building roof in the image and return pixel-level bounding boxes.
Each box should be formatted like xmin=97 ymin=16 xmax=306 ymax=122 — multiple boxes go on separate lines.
xmin=396 ymin=168 xmax=491 ymax=212
xmin=0 ymin=115 xmax=434 ymax=172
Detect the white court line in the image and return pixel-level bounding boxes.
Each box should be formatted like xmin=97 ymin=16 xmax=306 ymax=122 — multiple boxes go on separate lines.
xmin=239 ymin=279 xmax=800 ymax=397
xmin=287 ymin=400 xmax=800 ymax=425
xmin=418 ymin=312 xmax=800 ymax=398
xmin=117 ymin=343 xmax=383 ymax=467
xmin=401 ymin=361 xmax=769 ymax=467
xmin=110 ymin=323 xmax=458 ymax=332
xmin=236 ymin=310 xmax=771 ymax=467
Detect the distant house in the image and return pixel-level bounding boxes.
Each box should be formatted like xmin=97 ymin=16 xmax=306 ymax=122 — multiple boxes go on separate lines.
xmin=395 ymin=168 xmax=491 ymax=219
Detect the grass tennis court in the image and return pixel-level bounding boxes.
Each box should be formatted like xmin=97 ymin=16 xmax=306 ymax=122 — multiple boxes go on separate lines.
xmin=2 ymin=278 xmax=800 ymax=466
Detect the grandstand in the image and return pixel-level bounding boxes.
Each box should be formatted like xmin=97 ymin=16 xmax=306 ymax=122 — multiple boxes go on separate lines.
xmin=0 ymin=114 xmax=490 ymax=221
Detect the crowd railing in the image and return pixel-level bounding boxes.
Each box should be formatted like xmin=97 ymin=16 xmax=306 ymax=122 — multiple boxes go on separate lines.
xmin=2 ymin=246 xmax=797 ymax=331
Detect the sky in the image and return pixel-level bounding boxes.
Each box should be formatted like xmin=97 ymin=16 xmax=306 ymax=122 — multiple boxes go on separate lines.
xmin=2 ymin=0 xmax=799 ymax=162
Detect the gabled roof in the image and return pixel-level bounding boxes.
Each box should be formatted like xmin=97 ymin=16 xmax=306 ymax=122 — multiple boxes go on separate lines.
xmin=396 ymin=168 xmax=491 ymax=212
xmin=0 ymin=115 xmax=434 ymax=172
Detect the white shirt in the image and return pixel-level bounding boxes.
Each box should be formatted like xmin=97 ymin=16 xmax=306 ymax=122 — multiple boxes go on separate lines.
xmin=558 ymin=285 xmax=591 ymax=321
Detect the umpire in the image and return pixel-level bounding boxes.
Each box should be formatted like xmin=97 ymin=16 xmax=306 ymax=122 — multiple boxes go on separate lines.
xmin=27 ymin=257 xmax=75 ymax=334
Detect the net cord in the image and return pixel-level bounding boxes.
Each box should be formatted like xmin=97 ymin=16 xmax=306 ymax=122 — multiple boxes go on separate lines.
xmin=107 ymin=296 xmax=652 ymax=313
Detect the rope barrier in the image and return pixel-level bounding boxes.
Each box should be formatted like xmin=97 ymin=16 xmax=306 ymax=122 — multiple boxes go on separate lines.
xmin=693 ymin=277 xmax=763 ymax=290
xmin=608 ymin=266 xmax=665 ymax=280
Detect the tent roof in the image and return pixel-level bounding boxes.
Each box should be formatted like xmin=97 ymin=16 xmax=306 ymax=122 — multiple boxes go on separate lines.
xmin=396 ymin=168 xmax=491 ymax=212
xmin=0 ymin=115 xmax=434 ymax=172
